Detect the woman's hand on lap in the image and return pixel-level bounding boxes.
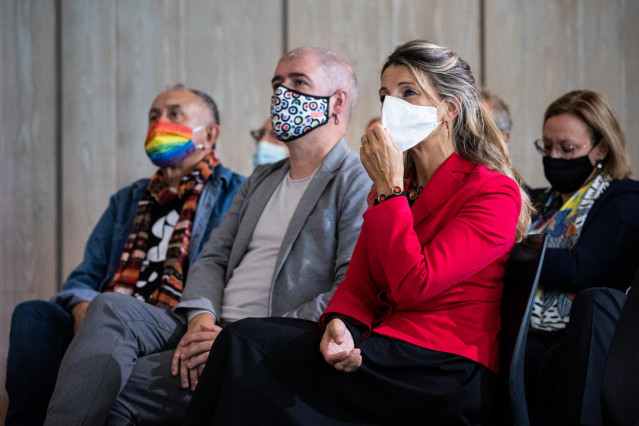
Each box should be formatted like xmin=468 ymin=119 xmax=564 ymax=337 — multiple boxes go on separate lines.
xmin=320 ymin=318 xmax=362 ymax=373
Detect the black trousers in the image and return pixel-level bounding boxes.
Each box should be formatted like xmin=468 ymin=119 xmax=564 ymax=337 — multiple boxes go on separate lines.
xmin=532 ymin=287 xmax=626 ymax=426
xmin=183 ymin=317 xmax=497 ymax=426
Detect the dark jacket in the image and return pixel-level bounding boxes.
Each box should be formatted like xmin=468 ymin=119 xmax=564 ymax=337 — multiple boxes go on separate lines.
xmin=532 ymin=179 xmax=639 ymax=293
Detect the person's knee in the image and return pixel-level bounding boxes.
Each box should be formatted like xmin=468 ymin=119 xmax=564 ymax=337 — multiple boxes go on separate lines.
xmin=88 ymin=292 xmax=136 ymax=317
xmin=90 ymin=291 xmax=129 ymax=307
xmin=574 ymin=287 xmax=605 ymax=305
xmin=224 ymin=317 xmax=263 ymax=339
xmin=8 ymin=301 xmax=72 ymax=376
xmin=229 ymin=317 xmax=263 ymax=329
xmin=572 ymin=287 xmax=625 ymax=318
xmin=13 ymin=300 xmax=54 ymax=320
xmin=11 ymin=300 xmax=68 ymax=333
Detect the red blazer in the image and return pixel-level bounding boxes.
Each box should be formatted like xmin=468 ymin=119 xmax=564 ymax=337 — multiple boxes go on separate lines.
xmin=321 ymin=152 xmax=521 ymax=373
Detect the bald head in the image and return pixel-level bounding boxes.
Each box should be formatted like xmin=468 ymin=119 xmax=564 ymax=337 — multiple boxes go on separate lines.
xmin=280 ymin=47 xmax=358 ymax=119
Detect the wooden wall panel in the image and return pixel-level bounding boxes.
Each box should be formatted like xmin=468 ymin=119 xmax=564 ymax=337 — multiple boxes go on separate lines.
xmin=0 ymin=0 xmax=58 ymax=420
xmin=485 ymin=0 xmax=639 ymax=188
xmin=114 ymin=0 xmax=184 ymax=190
xmin=61 ymin=0 xmax=118 ymax=279
xmin=61 ymin=0 xmax=284 ymax=280
xmin=183 ymin=0 xmax=284 ymax=176
xmin=621 ymin=0 xmax=639 ymax=179
xmin=287 ymin=0 xmax=481 ymax=151
xmin=2 ymin=1 xmax=638 ymax=422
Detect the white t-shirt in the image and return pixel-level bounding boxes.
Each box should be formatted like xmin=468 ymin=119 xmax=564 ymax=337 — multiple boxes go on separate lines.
xmin=220 ymin=171 xmax=313 ymax=323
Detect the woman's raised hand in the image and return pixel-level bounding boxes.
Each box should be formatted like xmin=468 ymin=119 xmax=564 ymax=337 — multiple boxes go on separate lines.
xmin=359 ymin=124 xmax=404 ymax=196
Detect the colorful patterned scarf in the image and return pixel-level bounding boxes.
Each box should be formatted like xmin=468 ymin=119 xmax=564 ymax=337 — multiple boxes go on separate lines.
xmin=529 ymin=174 xmax=610 ymax=331
xmin=104 ymin=152 xmax=219 ymax=308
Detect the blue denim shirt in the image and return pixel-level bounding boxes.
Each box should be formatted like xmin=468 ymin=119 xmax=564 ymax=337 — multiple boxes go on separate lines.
xmin=51 ymin=163 xmax=245 ymax=310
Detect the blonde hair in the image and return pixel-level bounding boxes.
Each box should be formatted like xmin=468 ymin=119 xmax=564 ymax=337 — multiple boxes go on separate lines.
xmin=382 ymin=39 xmax=532 ymax=242
xmin=544 ymin=90 xmax=631 ymax=180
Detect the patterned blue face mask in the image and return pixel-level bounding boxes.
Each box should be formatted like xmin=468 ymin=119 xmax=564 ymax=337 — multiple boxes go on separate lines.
xmin=270 ymin=85 xmax=331 ymax=142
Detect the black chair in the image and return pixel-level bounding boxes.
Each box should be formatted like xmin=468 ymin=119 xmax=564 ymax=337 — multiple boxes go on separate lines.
xmin=601 ymin=280 xmax=639 ymax=426
xmin=498 ymin=233 xmax=548 ymax=426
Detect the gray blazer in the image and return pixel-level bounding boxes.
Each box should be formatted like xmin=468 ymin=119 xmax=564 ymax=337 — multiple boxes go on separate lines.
xmin=176 ymin=139 xmax=371 ymax=322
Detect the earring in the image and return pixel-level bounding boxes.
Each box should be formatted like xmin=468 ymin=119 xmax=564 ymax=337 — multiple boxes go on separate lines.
xmin=596 ymin=159 xmax=603 ymax=169
xmin=332 ymin=114 xmax=339 ymax=125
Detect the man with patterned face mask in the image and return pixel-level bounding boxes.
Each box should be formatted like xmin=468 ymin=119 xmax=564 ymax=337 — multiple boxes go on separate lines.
xmin=5 ymin=85 xmax=245 ymax=426
xmin=44 ymin=48 xmax=370 ymax=425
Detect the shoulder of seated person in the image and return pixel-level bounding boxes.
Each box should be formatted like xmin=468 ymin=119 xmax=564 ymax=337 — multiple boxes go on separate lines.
xmin=609 ymin=178 xmax=639 ymax=194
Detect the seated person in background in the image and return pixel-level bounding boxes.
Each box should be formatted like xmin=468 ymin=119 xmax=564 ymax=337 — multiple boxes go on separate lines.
xmin=5 ymin=84 xmax=245 ymax=426
xmin=480 ymin=89 xmax=512 ymax=144
xmin=524 ymin=90 xmax=639 ymax=425
xmin=480 ymin=89 xmax=534 ymax=194
xmin=183 ymin=39 xmax=531 ymax=426
xmin=44 ymin=46 xmax=370 ymax=426
xmin=251 ymin=117 xmax=288 ymax=167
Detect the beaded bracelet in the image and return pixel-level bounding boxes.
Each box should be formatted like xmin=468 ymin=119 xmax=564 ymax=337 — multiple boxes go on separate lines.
xmin=376 ymin=186 xmax=405 ymax=204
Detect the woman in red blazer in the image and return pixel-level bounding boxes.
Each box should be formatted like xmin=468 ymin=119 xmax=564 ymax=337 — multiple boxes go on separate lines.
xmin=184 ymin=40 xmax=532 ymax=426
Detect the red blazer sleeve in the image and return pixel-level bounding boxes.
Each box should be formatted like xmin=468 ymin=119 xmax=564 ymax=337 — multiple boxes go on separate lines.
xmin=374 ymin=176 xmax=520 ymax=307
xmin=319 ymin=222 xmax=377 ymax=331
xmin=323 ymin=171 xmax=520 ymax=336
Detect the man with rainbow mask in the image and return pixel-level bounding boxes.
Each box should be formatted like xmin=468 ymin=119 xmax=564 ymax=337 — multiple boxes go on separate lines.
xmin=44 ymin=47 xmax=370 ymax=426
xmin=5 ymin=85 xmax=245 ymax=426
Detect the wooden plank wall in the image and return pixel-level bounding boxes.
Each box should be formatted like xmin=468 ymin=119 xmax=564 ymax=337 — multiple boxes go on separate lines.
xmin=485 ymin=0 xmax=639 ymax=188
xmin=1 ymin=0 xmax=638 ymax=421
xmin=0 ymin=0 xmax=58 ymax=420
xmin=287 ymin=0 xmax=481 ymax=152
xmin=60 ymin=0 xmax=284 ymax=278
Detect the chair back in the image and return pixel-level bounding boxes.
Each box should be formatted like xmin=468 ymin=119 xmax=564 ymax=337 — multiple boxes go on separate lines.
xmin=601 ymin=273 xmax=639 ymax=426
xmin=499 ymin=233 xmax=548 ymax=426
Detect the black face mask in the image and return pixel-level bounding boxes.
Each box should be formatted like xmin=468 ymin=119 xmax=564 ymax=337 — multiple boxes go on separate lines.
xmin=543 ymin=155 xmax=595 ymax=194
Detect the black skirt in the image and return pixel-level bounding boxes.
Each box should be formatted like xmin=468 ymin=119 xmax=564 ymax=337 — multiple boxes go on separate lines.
xmin=183 ymin=317 xmax=496 ymax=426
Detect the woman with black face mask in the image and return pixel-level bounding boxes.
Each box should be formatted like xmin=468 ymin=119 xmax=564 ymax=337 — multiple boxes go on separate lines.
xmin=524 ymin=90 xmax=639 ymax=426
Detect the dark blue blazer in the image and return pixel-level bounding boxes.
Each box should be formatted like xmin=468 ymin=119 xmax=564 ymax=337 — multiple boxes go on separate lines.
xmin=533 ymin=179 xmax=639 ymax=293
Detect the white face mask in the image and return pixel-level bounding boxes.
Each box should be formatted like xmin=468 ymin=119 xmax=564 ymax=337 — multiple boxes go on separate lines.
xmin=381 ymin=95 xmax=443 ymax=151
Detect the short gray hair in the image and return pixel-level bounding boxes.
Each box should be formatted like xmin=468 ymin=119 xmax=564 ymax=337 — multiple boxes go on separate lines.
xmin=281 ymin=47 xmax=358 ymax=120
xmin=480 ymin=89 xmax=512 ymax=131
xmin=170 ymin=83 xmax=220 ymax=125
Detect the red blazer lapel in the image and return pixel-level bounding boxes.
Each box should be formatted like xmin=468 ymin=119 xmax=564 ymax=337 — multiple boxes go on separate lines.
xmin=411 ymin=152 xmax=475 ymax=225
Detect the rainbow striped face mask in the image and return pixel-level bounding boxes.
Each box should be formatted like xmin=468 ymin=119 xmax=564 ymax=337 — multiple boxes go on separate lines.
xmin=144 ymin=121 xmax=205 ymax=168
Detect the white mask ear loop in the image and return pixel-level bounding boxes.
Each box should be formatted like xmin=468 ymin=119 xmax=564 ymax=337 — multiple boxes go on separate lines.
xmin=193 ymin=124 xmax=208 ymax=150
xmin=434 ymin=98 xmax=446 ymax=127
